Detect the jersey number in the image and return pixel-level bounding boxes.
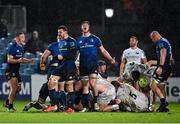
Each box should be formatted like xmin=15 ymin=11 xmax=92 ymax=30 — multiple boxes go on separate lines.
xmin=129 ymin=92 xmax=137 ymax=100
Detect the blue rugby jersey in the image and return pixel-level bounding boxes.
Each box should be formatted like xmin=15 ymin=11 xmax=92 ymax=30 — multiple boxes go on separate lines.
xmin=47 ymin=41 xmax=62 ymax=65
xmin=58 ymin=36 xmax=78 ymax=64
xmin=7 ymin=41 xmax=24 ymax=71
xmin=156 ymin=37 xmax=172 ymax=67
xmin=77 ymin=34 xmax=102 ymax=69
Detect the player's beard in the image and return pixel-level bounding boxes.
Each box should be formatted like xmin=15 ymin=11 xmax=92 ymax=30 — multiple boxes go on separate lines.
xmin=130 ymin=43 xmax=136 ymax=48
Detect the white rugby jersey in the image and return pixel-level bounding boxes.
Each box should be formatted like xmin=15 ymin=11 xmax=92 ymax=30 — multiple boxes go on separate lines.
xmin=122 ymin=47 xmax=146 ymax=64
xmin=97 ymin=83 xmax=116 ymax=105
xmin=97 ymin=73 xmax=109 ymax=84
xmin=116 ymin=83 xmax=149 ymax=112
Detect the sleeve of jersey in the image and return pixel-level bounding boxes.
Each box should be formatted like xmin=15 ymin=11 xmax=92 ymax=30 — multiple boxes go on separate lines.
xmin=76 ymin=38 xmax=81 ymax=50
xmin=47 ymin=44 xmax=53 ymax=52
xmin=74 ymin=40 xmax=78 ymax=50
xmin=95 ymin=37 xmax=102 ymax=47
xmin=141 ymin=50 xmax=146 ymax=59
xmin=158 ymin=42 xmax=166 ymax=49
xmin=122 ymin=51 xmax=126 ymax=59
xmin=7 ymin=45 xmax=14 ymax=55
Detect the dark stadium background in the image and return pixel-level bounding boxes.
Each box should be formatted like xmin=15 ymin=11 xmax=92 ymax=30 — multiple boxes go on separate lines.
xmin=0 ymin=0 xmax=180 ymax=76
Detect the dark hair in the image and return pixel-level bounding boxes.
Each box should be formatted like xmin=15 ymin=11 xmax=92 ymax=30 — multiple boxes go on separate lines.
xmin=58 ymin=25 xmax=68 ymax=32
xmin=16 ymin=32 xmax=24 ymax=37
xmin=130 ymin=36 xmax=138 ymax=41
xmin=98 ymin=60 xmax=106 ymax=66
xmin=111 ymin=80 xmax=120 ymax=89
xmin=81 ymin=21 xmax=90 ymax=25
xmin=131 ymin=70 xmax=140 ymax=81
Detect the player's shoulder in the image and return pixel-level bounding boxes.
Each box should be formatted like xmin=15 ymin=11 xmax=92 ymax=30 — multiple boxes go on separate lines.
xmin=123 ymin=48 xmax=132 ymax=53
xmin=77 ymin=35 xmax=83 ymax=42
xmin=48 ymin=41 xmax=58 ymax=48
xmin=68 ymin=36 xmax=76 ymax=42
xmin=161 ymin=37 xmax=168 ymax=42
xmin=90 ymin=34 xmax=101 ymax=40
xmin=136 ymin=47 xmax=144 ymax=52
xmin=160 ymin=37 xmax=171 ymax=45
xmin=9 ymin=41 xmax=17 ymax=48
xmin=50 ymin=41 xmax=58 ymax=46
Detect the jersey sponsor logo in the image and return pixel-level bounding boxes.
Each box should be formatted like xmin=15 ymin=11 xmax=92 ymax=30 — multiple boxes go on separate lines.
xmin=80 ymin=42 xmax=94 ymax=48
xmin=59 ymin=48 xmax=68 ymax=51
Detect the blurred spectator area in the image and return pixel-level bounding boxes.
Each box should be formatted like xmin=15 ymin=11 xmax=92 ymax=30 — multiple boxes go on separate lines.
xmin=0 ymin=5 xmax=26 ymax=36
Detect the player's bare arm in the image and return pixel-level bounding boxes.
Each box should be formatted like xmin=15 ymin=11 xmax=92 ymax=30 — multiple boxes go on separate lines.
xmin=119 ymin=57 xmax=126 ymax=77
xmin=145 ymin=60 xmax=157 ymax=67
xmin=40 ymin=49 xmax=51 ymax=70
xmin=99 ymin=46 xmax=115 ymax=64
xmin=7 ymin=54 xmax=34 ymax=64
xmin=156 ymin=48 xmax=167 ymax=75
xmin=141 ymin=58 xmax=147 ymax=64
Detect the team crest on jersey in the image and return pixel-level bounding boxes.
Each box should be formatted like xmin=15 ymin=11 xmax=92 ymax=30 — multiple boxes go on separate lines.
xmin=70 ymin=42 xmax=75 ymax=47
xmin=79 ymin=40 xmax=82 ymax=43
xmin=63 ymin=41 xmax=67 ymax=46
xmin=90 ymin=39 xmax=94 ymax=42
xmin=17 ymin=50 xmax=20 ymax=52
xmin=136 ymin=52 xmax=139 ymax=54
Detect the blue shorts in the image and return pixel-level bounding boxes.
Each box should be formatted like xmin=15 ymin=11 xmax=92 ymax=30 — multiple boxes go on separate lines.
xmin=153 ymin=66 xmax=172 ymax=82
xmin=51 ymin=61 xmax=76 ymax=82
xmin=80 ymin=64 xmax=98 ymax=76
xmin=47 ymin=66 xmax=57 ymax=80
xmin=5 ymin=68 xmax=22 ymax=83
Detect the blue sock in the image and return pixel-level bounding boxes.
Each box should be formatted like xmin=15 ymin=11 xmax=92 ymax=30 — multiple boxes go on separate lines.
xmin=59 ymin=91 xmax=67 ymax=108
xmin=82 ymin=94 xmax=89 ymax=108
xmin=68 ymin=92 xmax=75 ymax=109
xmin=49 ymin=89 xmax=59 ymax=106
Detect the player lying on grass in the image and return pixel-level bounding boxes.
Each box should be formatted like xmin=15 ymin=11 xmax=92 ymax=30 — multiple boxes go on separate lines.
xmin=112 ymin=81 xmax=149 ymax=112
xmin=122 ymin=61 xmax=169 ymax=112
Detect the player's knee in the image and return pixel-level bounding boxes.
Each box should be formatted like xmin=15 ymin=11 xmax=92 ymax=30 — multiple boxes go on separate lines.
xmin=65 ymin=83 xmax=74 ymax=92
xmin=48 ymin=76 xmax=59 ymax=89
xmin=90 ymin=82 xmax=96 ymax=89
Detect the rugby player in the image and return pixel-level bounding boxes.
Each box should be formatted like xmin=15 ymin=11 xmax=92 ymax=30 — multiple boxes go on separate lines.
xmin=44 ymin=25 xmax=78 ymax=112
xmin=77 ymin=21 xmax=115 ymax=112
xmin=23 ymin=34 xmax=62 ymax=111
xmin=119 ymin=36 xmax=147 ymax=83
xmin=4 ymin=32 xmax=34 ymax=112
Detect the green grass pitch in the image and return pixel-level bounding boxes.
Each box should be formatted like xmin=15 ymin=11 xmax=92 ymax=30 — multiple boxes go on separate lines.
xmin=0 ymin=101 xmax=180 ymax=123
